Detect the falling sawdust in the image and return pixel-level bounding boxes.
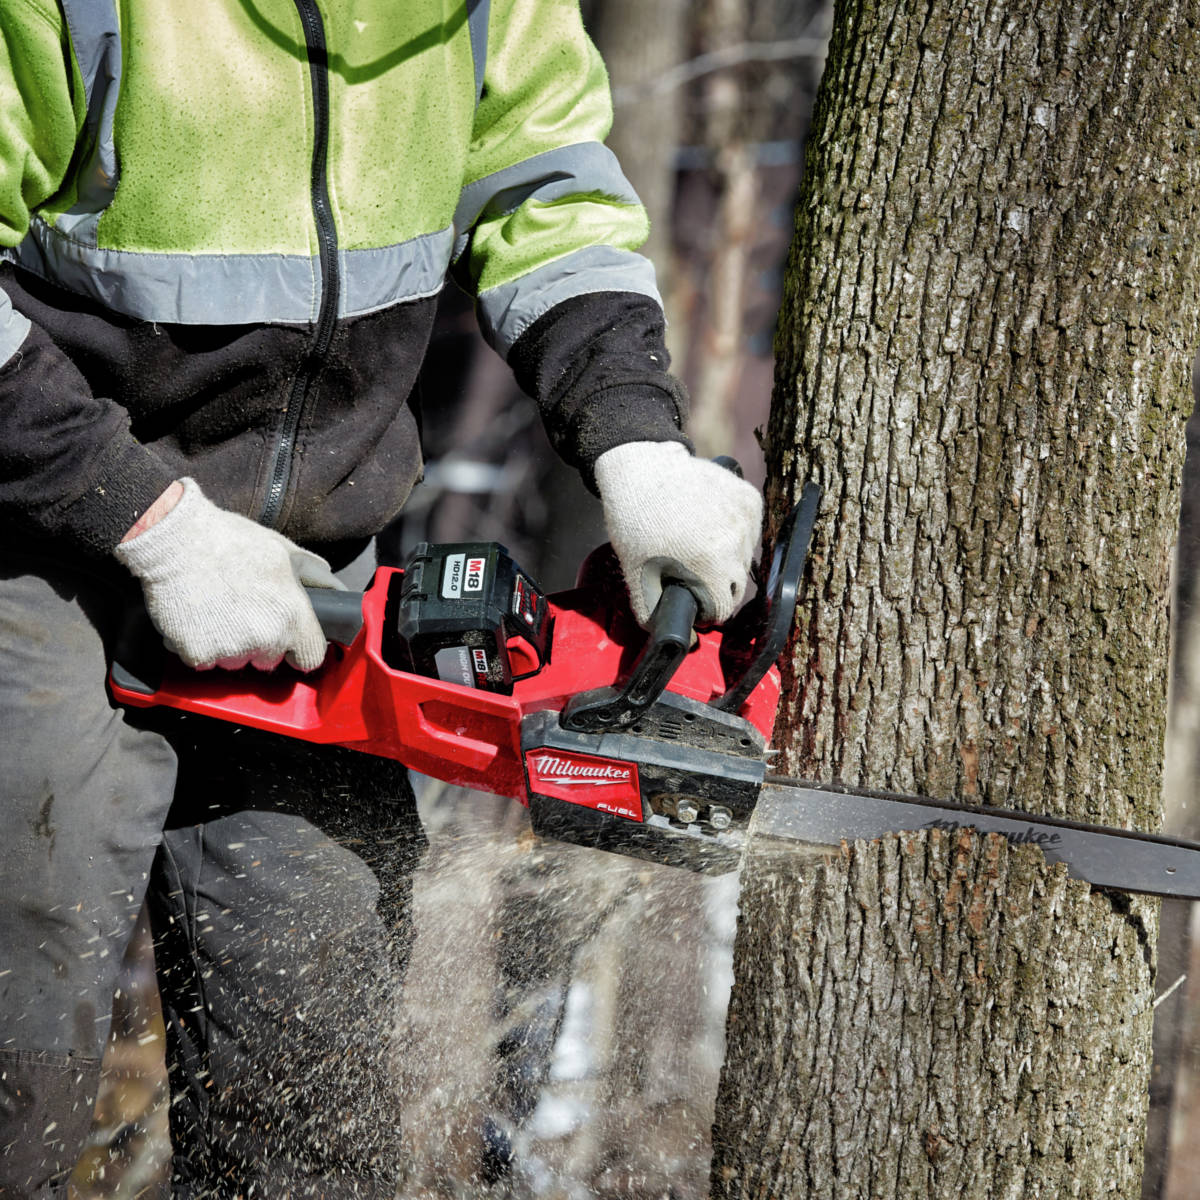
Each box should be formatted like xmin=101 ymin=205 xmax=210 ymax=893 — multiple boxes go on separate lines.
xmin=71 ymin=775 xmax=739 ymax=1200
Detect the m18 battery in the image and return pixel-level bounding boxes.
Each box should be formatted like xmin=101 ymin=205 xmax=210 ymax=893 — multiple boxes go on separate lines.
xmin=387 ymin=542 xmax=552 ymax=694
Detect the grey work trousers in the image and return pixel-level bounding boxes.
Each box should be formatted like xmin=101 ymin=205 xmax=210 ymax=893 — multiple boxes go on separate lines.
xmin=0 ymin=554 xmax=426 ymax=1198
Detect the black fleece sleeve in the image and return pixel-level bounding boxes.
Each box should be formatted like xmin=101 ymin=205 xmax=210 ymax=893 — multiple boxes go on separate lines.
xmin=506 ymin=291 xmax=692 ymax=492
xmin=0 ymin=318 xmax=177 ymax=554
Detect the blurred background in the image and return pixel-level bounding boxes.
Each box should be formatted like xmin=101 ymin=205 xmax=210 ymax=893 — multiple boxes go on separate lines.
xmin=69 ymin=2 xmax=1200 ymax=1197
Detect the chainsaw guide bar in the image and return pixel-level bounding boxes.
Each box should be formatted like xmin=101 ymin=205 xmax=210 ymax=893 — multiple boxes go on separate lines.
xmin=754 ymin=780 xmax=1200 ymax=901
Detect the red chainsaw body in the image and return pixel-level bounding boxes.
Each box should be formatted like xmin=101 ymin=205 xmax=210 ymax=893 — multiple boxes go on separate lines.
xmin=110 ymin=566 xmax=781 ymax=807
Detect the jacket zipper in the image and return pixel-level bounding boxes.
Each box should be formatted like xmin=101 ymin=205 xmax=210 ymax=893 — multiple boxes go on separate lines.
xmin=260 ymin=0 xmax=341 ymax=528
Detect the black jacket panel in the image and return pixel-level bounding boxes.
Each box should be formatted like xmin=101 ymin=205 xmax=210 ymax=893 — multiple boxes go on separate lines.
xmin=0 ymin=267 xmax=689 ymax=557
xmin=0 ymin=265 xmax=434 ymax=555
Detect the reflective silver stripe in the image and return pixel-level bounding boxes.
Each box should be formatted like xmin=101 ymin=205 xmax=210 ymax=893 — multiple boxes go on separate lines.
xmin=8 ymin=227 xmax=322 ymax=323
xmin=454 ymin=142 xmax=642 ymax=237
xmin=57 ymin=0 xmax=122 ymax=247
xmin=467 ymin=0 xmax=490 ymax=101
xmin=338 ymin=229 xmax=456 ymax=316
xmin=8 ymin=222 xmax=454 ymax=325
xmin=478 ymin=245 xmax=662 ymax=358
xmin=0 ymin=289 xmax=31 ymax=369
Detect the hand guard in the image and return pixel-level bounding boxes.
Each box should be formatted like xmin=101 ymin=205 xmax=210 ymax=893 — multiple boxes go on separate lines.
xmin=595 ymin=442 xmax=763 ymax=627
xmin=114 ymin=477 xmax=343 ymax=671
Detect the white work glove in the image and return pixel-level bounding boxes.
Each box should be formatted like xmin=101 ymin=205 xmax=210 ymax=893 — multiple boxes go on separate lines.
xmin=114 ymin=477 xmax=343 ymax=671
xmin=594 ymin=441 xmax=763 ymax=627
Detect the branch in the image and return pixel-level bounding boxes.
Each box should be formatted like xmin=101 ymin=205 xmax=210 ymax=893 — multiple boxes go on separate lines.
xmin=612 ymin=37 xmax=828 ymax=107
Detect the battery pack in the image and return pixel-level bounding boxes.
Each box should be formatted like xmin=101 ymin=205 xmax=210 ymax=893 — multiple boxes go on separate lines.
xmin=386 ymin=542 xmax=552 ymax=694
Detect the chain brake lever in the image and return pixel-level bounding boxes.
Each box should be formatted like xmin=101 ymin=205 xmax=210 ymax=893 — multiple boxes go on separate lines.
xmin=714 ymin=480 xmax=820 ymax=712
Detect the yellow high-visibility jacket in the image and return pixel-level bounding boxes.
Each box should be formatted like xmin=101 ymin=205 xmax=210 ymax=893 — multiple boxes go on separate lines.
xmin=0 ymin=0 xmax=687 ymax=551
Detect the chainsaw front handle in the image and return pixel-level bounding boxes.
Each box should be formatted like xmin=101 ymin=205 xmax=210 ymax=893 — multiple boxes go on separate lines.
xmin=560 ymin=580 xmax=699 ymax=733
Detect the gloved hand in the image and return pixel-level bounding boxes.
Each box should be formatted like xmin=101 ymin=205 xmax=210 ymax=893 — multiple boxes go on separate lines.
xmin=594 ymin=441 xmax=763 ymax=627
xmin=114 ymin=477 xmax=343 ymax=671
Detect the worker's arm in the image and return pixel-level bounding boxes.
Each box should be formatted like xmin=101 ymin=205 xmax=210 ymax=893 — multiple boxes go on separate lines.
xmin=456 ymin=0 xmax=762 ymax=624
xmin=455 ymin=0 xmax=690 ymax=481
xmin=0 ymin=8 xmax=337 ymax=673
xmin=0 ymin=2 xmax=175 ymax=552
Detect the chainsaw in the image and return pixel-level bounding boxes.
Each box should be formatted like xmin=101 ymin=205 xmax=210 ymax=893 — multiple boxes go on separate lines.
xmin=110 ymin=482 xmax=1200 ymax=899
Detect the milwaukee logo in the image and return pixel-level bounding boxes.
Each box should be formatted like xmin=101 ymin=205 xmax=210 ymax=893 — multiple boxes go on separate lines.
xmin=923 ymin=818 xmax=1063 ymax=847
xmin=532 ymin=754 xmax=633 ymax=784
xmin=525 ymin=748 xmax=642 ymax=822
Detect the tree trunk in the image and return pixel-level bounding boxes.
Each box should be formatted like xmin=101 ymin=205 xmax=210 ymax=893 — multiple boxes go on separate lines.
xmin=711 ymin=0 xmax=1200 ymax=1196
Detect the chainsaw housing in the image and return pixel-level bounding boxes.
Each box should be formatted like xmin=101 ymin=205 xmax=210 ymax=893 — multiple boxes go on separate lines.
xmin=109 ymin=486 xmax=821 ymax=873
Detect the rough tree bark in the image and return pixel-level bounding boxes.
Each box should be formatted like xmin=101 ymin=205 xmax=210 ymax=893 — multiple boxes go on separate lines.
xmin=710 ymin=1 xmax=1200 ymax=1197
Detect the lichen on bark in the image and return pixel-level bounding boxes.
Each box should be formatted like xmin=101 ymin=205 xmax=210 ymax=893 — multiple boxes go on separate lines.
xmin=712 ymin=0 xmax=1200 ymax=1195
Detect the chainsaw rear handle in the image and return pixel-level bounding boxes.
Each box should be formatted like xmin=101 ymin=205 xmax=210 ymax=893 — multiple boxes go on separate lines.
xmin=110 ymin=584 xmax=365 ymax=700
xmin=306 ymin=586 xmax=365 ymax=646
xmin=110 ymin=603 xmax=163 ymax=698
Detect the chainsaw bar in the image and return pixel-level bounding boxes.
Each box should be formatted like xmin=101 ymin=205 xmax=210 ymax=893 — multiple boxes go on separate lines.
xmin=754 ymin=779 xmax=1200 ymax=900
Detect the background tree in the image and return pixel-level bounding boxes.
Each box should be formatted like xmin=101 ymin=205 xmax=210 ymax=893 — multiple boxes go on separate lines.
xmin=711 ymin=1 xmax=1200 ymax=1197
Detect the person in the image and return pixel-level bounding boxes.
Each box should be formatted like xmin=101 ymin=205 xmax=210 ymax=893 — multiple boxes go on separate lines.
xmin=0 ymin=2 xmax=763 ymax=1195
